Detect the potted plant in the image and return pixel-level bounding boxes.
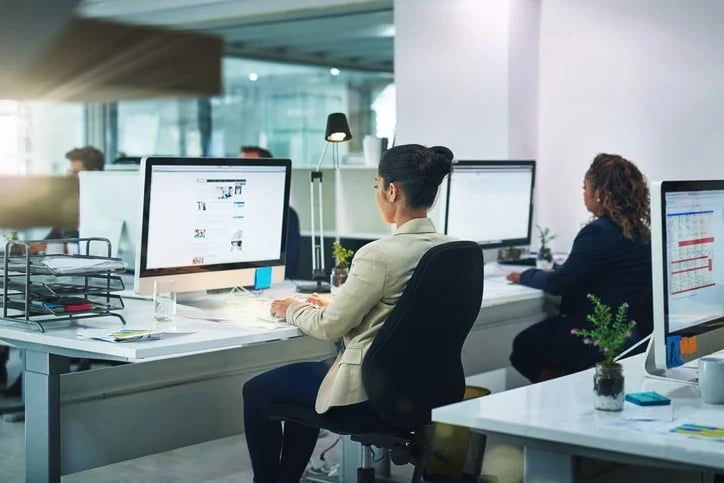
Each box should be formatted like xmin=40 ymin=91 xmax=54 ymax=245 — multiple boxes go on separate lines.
xmin=330 ymin=241 xmax=354 ymax=293
xmin=536 ymin=225 xmax=555 ymax=269
xmin=571 ymin=294 xmax=637 ymax=411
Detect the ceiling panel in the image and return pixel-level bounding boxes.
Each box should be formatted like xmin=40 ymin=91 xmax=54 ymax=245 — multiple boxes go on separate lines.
xmin=78 ymin=0 xmax=394 ymax=72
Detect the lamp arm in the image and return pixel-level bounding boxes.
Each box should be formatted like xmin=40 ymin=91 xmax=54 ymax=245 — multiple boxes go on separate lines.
xmin=309 ymin=175 xmax=317 ymax=274
xmin=318 ymin=175 xmax=325 ymax=272
xmin=315 ymin=142 xmax=330 ymax=171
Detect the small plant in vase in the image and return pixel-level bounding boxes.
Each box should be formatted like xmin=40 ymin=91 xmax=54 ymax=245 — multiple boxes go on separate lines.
xmin=536 ymin=225 xmax=556 ymax=269
xmin=331 ymin=241 xmax=354 ymax=293
xmin=571 ymin=294 xmax=636 ymax=411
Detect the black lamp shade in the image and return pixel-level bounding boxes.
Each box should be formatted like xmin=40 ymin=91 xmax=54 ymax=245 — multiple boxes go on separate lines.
xmin=325 ymin=112 xmax=352 ymax=142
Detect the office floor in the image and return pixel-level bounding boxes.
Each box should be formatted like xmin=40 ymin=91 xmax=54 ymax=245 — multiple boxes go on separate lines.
xmin=0 ymin=349 xmax=524 ymax=483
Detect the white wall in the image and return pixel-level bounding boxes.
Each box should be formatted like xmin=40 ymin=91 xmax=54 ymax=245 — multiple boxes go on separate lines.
xmin=395 ymin=0 xmax=512 ymax=158
xmin=537 ymin=0 xmax=724 ymax=249
xmin=397 ymin=0 xmax=724 ymax=251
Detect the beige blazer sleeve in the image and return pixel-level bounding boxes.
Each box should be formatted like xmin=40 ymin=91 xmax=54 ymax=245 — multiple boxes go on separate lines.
xmin=285 ymin=243 xmax=386 ymax=340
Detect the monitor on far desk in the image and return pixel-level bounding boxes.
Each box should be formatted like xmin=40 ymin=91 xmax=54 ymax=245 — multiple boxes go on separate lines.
xmin=444 ymin=160 xmax=536 ymax=260
xmin=648 ymin=179 xmax=724 ymax=382
xmin=78 ymin=170 xmax=140 ymax=270
xmin=133 ymin=157 xmax=292 ymax=296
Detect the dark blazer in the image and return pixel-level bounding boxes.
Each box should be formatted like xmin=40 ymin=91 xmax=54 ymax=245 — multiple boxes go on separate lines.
xmin=520 ymin=216 xmax=651 ymax=330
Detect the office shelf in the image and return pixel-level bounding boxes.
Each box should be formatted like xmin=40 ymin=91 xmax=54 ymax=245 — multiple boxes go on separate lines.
xmin=1 ymin=237 xmax=127 ymax=332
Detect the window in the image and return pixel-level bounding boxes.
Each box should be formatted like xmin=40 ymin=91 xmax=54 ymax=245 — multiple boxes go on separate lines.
xmin=107 ymin=58 xmax=394 ymax=166
xmin=0 ymin=100 xmax=84 ymax=175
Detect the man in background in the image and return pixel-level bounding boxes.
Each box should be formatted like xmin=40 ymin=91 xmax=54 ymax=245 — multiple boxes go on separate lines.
xmin=240 ymin=145 xmax=273 ymax=158
xmin=47 ymin=146 xmax=105 ymax=240
xmin=239 ymin=146 xmax=300 ymax=279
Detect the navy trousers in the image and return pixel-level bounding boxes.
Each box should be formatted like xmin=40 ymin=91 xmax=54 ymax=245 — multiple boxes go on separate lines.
xmin=243 ymin=360 xmax=330 ymax=483
xmin=510 ymin=315 xmax=603 ymax=382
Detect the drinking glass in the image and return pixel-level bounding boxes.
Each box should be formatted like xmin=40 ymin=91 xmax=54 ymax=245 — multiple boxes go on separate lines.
xmin=153 ymin=279 xmax=177 ymax=330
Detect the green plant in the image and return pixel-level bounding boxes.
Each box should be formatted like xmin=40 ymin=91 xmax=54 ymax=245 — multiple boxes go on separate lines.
xmin=536 ymin=225 xmax=556 ymax=250
xmin=571 ymin=294 xmax=636 ymax=366
xmin=332 ymin=241 xmax=354 ymax=269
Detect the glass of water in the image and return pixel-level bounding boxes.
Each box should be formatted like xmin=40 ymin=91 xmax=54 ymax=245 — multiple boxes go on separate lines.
xmin=153 ymin=279 xmax=177 ymax=330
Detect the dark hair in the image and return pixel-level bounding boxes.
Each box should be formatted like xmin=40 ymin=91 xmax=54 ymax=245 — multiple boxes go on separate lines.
xmin=65 ymin=146 xmax=105 ymax=171
xmin=240 ymin=146 xmax=273 ymax=158
xmin=585 ymin=153 xmax=650 ymax=239
xmin=378 ymin=144 xmax=454 ymax=209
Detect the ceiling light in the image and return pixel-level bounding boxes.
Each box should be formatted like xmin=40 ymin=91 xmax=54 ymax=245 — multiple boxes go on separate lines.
xmin=329 ymin=68 xmax=341 ymax=76
xmin=248 ymin=72 xmax=258 ymax=81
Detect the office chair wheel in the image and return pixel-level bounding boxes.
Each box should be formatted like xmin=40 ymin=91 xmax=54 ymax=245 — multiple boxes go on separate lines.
xmin=357 ymin=467 xmax=375 ymax=483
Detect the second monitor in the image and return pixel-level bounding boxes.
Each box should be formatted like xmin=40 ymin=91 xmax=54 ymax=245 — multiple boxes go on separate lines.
xmin=444 ymin=160 xmax=536 ymax=249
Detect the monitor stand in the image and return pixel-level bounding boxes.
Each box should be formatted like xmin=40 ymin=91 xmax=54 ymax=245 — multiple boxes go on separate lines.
xmin=643 ymin=336 xmax=698 ymax=385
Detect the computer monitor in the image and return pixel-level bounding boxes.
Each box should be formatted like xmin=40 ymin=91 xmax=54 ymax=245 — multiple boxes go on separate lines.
xmin=78 ymin=171 xmax=140 ymax=269
xmin=444 ymin=160 xmax=535 ymax=248
xmin=134 ymin=157 xmax=292 ymax=295
xmin=650 ymin=180 xmax=724 ymax=379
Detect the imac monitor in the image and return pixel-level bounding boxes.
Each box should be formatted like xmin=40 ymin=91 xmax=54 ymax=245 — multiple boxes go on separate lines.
xmin=134 ymin=157 xmax=292 ymax=295
xmin=444 ymin=160 xmax=535 ymax=248
xmin=651 ymin=180 xmax=724 ymax=373
xmin=78 ymin=171 xmax=140 ymax=269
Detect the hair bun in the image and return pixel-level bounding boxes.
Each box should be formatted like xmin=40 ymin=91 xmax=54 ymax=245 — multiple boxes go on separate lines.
xmin=419 ymin=146 xmax=454 ymax=186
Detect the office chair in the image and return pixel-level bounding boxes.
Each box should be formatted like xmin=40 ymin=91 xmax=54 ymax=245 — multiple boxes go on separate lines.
xmin=268 ymin=240 xmax=484 ymax=483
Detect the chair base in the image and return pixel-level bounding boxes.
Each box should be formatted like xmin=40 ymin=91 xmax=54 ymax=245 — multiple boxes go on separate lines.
xmin=357 ymin=467 xmax=375 ymax=483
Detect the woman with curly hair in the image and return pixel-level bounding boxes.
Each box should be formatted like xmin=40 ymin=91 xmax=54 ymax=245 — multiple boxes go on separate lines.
xmin=506 ymin=153 xmax=652 ymax=382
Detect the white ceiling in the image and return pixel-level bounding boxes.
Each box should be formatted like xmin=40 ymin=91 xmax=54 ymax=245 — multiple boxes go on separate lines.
xmin=77 ymin=0 xmax=394 ymax=72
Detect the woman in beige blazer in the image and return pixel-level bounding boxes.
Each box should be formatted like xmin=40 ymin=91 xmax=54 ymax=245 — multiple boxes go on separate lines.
xmin=243 ymin=143 xmax=455 ymax=483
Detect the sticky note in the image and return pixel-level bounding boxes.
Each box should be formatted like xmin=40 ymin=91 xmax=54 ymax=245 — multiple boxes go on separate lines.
xmin=666 ymin=335 xmax=683 ymax=367
xmin=680 ymin=336 xmax=698 ymax=356
xmin=254 ymin=266 xmax=272 ymax=290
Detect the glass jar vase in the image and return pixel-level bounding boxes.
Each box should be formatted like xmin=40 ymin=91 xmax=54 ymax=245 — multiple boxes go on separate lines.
xmin=536 ymin=246 xmax=554 ymax=270
xmin=330 ymin=266 xmax=349 ymax=296
xmin=593 ymin=362 xmax=624 ymax=411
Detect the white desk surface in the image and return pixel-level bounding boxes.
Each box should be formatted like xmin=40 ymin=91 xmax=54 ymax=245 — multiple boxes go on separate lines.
xmin=483 ymin=276 xmax=542 ymax=306
xmin=0 ymin=283 xmax=302 ymax=361
xmin=433 ymin=353 xmax=724 ymax=472
xmin=0 ymin=277 xmax=541 ymax=362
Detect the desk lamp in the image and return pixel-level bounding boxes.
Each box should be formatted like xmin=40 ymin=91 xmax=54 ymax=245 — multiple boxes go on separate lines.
xmin=297 ymin=112 xmax=352 ymax=293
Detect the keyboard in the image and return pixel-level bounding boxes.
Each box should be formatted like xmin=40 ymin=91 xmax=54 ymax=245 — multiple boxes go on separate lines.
xmin=484 ymin=276 xmax=536 ymax=297
xmin=190 ymin=297 xmax=286 ymax=325
xmin=498 ymin=257 xmax=537 ymax=266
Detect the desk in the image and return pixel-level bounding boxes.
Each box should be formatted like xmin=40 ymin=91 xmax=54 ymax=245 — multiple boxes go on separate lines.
xmin=432 ymin=354 xmax=724 ymax=483
xmin=0 ymin=278 xmax=545 ymax=482
xmin=0 ymin=282 xmax=337 ymax=482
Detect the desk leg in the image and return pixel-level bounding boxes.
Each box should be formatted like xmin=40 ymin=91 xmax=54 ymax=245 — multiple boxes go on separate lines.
xmin=24 ymin=350 xmax=69 ymax=483
xmin=524 ymin=446 xmax=573 ymax=483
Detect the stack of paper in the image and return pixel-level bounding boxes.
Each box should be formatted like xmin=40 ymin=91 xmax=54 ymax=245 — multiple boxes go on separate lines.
xmin=41 ymin=256 xmax=127 ymax=274
xmin=77 ymin=328 xmax=162 ymax=342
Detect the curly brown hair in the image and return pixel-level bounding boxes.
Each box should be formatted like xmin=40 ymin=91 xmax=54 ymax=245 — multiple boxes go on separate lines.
xmin=585 ymin=153 xmax=650 ymax=239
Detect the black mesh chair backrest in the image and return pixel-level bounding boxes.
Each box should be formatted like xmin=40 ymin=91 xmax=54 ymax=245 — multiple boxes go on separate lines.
xmin=361 ymin=241 xmax=484 ymax=428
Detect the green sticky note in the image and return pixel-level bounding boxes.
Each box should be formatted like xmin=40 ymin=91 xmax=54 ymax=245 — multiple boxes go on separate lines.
xmin=255 ymin=266 xmax=272 ymax=290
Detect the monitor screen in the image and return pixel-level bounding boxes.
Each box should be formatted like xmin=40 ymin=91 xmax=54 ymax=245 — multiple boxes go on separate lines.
xmin=651 ymin=180 xmax=724 ymax=372
xmin=444 ymin=160 xmax=535 ymax=248
xmin=78 ymin=171 xmax=140 ymax=270
xmin=134 ymin=157 xmax=292 ymax=295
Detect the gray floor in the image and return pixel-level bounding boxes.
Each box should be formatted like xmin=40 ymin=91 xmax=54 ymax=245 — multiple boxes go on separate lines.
xmin=0 ymin=349 xmax=524 ymax=483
